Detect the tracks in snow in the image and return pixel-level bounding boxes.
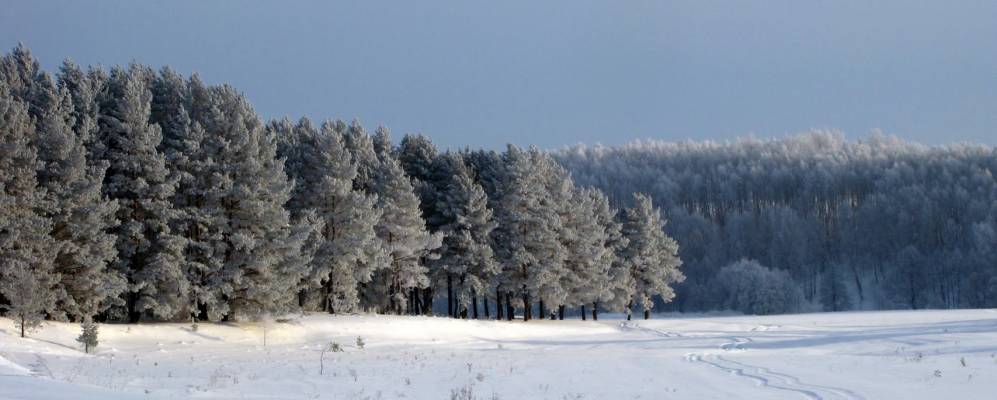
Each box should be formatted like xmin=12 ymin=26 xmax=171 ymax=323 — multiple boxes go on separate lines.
xmin=686 ymin=352 xmax=864 ymax=400
xmin=622 ymin=322 xmax=864 ymax=400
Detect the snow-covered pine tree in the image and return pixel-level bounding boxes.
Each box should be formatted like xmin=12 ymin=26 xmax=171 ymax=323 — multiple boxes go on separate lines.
xmin=372 ymin=126 xmax=393 ymax=157
xmin=96 ymin=65 xmax=187 ymax=322
xmin=76 ymin=317 xmax=98 ymax=353
xmin=37 ymin=70 xmax=122 ymax=321
xmin=397 ymin=135 xmax=445 ymax=314
xmin=342 ymin=120 xmax=380 ymax=193
xmin=152 ymin=73 xmax=227 ymax=322
xmin=187 ymin=85 xmax=317 ymax=320
xmin=0 ymin=81 xmax=58 ymax=336
xmin=464 ymin=150 xmax=506 ymax=204
xmin=558 ymin=187 xmax=612 ymax=320
xmin=531 ymin=152 xmax=587 ymax=318
xmin=0 ymin=47 xmax=123 ymax=321
xmin=368 ymin=155 xmax=441 ymax=314
xmin=588 ymin=189 xmax=628 ymax=321
xmin=0 ymin=261 xmax=57 ymax=338
xmin=492 ymin=146 xmax=566 ymax=321
xmin=274 ymin=118 xmax=384 ymax=313
xmin=397 ymin=134 xmax=442 ymax=225
xmin=619 ymin=193 xmax=684 ymax=320
xmin=436 ymin=155 xmax=498 ymax=319
xmin=56 ymin=60 xmax=104 ymax=147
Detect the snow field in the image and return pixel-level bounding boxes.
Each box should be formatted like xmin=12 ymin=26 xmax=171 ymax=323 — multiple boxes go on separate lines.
xmin=2 ymin=309 xmax=997 ymax=399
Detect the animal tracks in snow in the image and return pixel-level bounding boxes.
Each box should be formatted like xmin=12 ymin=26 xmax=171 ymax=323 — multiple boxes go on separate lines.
xmin=624 ymin=322 xmax=864 ymax=400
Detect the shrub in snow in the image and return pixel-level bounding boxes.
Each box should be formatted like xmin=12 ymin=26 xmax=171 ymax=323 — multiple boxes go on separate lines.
xmin=710 ymin=259 xmax=802 ymax=315
xmin=77 ymin=319 xmax=99 ymax=353
xmin=319 ymin=342 xmax=343 ymax=375
xmin=0 ymin=262 xmax=57 ymax=338
xmin=450 ymin=384 xmax=499 ymax=400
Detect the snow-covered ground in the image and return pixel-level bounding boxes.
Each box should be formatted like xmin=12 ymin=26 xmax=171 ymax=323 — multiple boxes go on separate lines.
xmin=2 ymin=310 xmax=996 ymax=399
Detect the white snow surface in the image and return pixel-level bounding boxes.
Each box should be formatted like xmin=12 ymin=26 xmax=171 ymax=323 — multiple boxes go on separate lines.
xmin=2 ymin=310 xmax=997 ymax=399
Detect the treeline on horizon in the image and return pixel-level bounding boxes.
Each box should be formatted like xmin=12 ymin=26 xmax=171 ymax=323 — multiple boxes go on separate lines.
xmin=556 ymin=133 xmax=997 ymax=313
xmin=2 ymin=45 xmax=995 ymax=334
xmin=0 ymin=45 xmax=684 ymax=332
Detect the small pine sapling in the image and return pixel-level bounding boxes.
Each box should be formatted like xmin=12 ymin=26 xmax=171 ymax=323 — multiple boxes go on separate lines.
xmin=76 ymin=319 xmax=99 ymax=353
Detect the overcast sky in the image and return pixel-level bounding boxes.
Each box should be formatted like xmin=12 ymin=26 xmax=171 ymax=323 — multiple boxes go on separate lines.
xmin=2 ymin=1 xmax=995 ymax=149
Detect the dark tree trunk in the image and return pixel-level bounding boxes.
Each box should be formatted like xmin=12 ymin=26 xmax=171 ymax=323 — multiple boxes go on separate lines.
xmin=592 ymin=302 xmax=598 ymax=321
xmin=447 ymin=274 xmax=453 ymax=318
xmin=472 ymin=292 xmax=479 ymax=319
xmin=484 ymin=298 xmax=490 ymax=319
xmin=496 ymin=290 xmax=504 ymax=320
xmin=644 ymin=309 xmax=650 ymax=320
xmin=506 ymin=293 xmax=514 ymax=321
xmin=522 ymin=292 xmax=531 ymax=322
xmin=422 ymin=287 xmax=433 ymax=315
xmin=538 ymin=300 xmax=545 ymax=320
xmin=198 ymin=301 xmax=209 ymax=322
xmin=127 ymin=292 xmax=140 ymax=323
xmin=558 ymin=305 xmax=564 ymax=320
xmin=581 ymin=305 xmax=587 ymax=321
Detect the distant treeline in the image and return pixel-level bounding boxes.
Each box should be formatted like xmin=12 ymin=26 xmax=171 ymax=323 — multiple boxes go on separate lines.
xmin=555 ymin=133 xmax=997 ymax=312
xmin=0 ymin=45 xmax=682 ymax=330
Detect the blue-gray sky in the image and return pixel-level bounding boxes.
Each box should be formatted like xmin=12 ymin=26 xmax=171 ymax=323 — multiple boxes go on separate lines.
xmin=3 ymin=1 xmax=995 ymax=149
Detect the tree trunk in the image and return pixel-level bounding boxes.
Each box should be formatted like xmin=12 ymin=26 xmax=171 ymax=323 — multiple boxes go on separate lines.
xmin=851 ymin=265 xmax=864 ymax=304
xmin=422 ymin=287 xmax=433 ymax=315
xmin=496 ymin=290 xmax=504 ymax=320
xmin=581 ymin=305 xmax=587 ymax=321
xmin=506 ymin=293 xmax=514 ymax=321
xmin=538 ymin=300 xmax=545 ymax=320
xmin=644 ymin=309 xmax=650 ymax=320
xmin=558 ymin=305 xmax=564 ymax=320
xmin=447 ymin=274 xmax=453 ymax=318
xmin=128 ymin=291 xmax=141 ymax=323
xmin=592 ymin=302 xmax=598 ymax=321
xmin=522 ymin=292 xmax=531 ymax=322
xmin=20 ymin=315 xmax=25 ymax=338
xmin=322 ymin=282 xmax=332 ymax=312
xmin=472 ymin=292 xmax=479 ymax=320
xmin=484 ymin=298 xmax=490 ymax=319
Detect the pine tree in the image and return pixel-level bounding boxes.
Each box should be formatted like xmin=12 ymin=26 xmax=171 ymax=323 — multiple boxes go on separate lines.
xmin=1 ymin=47 xmax=123 ymax=321
xmin=492 ymin=146 xmax=566 ymax=321
xmin=275 ymin=118 xmax=384 ymax=313
xmin=342 ymin=120 xmax=380 ymax=193
xmin=589 ymin=189 xmax=628 ymax=321
xmin=619 ymin=193 xmax=684 ymax=320
xmin=56 ymin=60 xmax=103 ymax=147
xmin=436 ymin=156 xmax=497 ymax=319
xmin=372 ymin=126 xmax=393 ymax=156
xmin=96 ymin=66 xmax=187 ymax=322
xmin=40 ymin=77 xmax=123 ymax=321
xmin=559 ymin=187 xmax=613 ymax=320
xmin=0 ymin=81 xmax=58 ymax=336
xmin=1 ymin=262 xmax=57 ymax=338
xmin=368 ymin=156 xmax=441 ymax=314
xmin=76 ymin=318 xmax=99 ymax=353
xmin=183 ymin=84 xmax=317 ymax=320
xmin=153 ymin=73 xmax=224 ymax=322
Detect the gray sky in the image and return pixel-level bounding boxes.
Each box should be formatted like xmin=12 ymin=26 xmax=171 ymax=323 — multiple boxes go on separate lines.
xmin=3 ymin=1 xmax=995 ymax=149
